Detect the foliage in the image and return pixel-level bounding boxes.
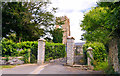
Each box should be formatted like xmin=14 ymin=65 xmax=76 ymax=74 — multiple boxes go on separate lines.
xmin=83 ymin=47 xmax=87 ymax=65
xmin=45 ymin=42 xmax=66 ymax=61
xmin=97 ymin=1 xmax=120 ymax=38
xmin=17 ymin=41 xmax=38 ymax=63
xmin=2 ymin=39 xmax=66 ymax=63
xmin=5 ymin=56 xmax=9 ymax=62
xmin=2 ymin=38 xmax=18 ymax=56
xmin=80 ymin=7 xmax=111 ymax=44
xmin=93 ymin=60 xmax=118 ymax=74
xmin=2 ymin=1 xmax=56 ymax=42
xmin=94 ymin=61 xmax=108 ymax=71
xmin=83 ymin=42 xmax=107 ymax=64
xmin=50 ymin=28 xmax=64 ymax=43
xmin=103 ymin=59 xmax=117 ymax=74
xmin=80 ymin=1 xmax=120 ymax=73
xmin=48 ymin=16 xmax=66 ymax=43
xmin=80 ymin=1 xmax=120 ymax=44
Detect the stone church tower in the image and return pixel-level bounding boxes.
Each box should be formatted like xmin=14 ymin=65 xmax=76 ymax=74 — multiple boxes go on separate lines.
xmin=56 ymin=16 xmax=70 ymax=45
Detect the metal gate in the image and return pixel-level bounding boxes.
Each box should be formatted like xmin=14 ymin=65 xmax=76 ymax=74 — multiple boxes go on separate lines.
xmin=74 ymin=42 xmax=85 ymax=65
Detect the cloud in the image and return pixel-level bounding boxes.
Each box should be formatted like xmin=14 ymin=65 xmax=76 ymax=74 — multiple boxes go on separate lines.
xmin=50 ymin=0 xmax=97 ymax=42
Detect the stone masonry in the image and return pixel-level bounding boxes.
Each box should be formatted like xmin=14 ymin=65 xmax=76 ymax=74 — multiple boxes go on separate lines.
xmin=56 ymin=16 xmax=70 ymax=45
xmin=67 ymin=36 xmax=75 ymax=66
xmin=37 ymin=38 xmax=45 ymax=65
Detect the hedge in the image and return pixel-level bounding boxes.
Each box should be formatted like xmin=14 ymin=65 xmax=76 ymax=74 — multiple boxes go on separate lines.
xmin=83 ymin=42 xmax=107 ymax=65
xmin=2 ymin=39 xmax=18 ymax=57
xmin=2 ymin=39 xmax=66 ymax=63
xmin=45 ymin=42 xmax=66 ymax=61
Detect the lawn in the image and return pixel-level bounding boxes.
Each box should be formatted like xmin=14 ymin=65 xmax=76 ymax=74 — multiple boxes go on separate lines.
xmin=0 ymin=65 xmax=16 ymax=69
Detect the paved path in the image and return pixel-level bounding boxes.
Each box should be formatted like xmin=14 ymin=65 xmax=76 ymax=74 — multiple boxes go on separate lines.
xmin=39 ymin=63 xmax=103 ymax=74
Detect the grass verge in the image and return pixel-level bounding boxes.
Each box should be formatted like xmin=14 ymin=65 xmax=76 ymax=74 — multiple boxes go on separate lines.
xmin=0 ymin=65 xmax=16 ymax=69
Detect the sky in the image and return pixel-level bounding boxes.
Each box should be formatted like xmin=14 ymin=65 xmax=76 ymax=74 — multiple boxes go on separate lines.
xmin=50 ymin=0 xmax=98 ymax=42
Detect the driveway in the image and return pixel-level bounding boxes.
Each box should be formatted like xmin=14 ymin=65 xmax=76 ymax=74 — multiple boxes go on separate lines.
xmin=2 ymin=64 xmax=40 ymax=74
xmin=39 ymin=63 xmax=103 ymax=74
xmin=2 ymin=57 xmax=103 ymax=75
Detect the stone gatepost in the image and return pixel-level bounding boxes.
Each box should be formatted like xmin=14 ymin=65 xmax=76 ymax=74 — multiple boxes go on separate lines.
xmin=87 ymin=47 xmax=93 ymax=66
xmin=37 ymin=38 xmax=45 ymax=65
xmin=67 ymin=36 xmax=75 ymax=66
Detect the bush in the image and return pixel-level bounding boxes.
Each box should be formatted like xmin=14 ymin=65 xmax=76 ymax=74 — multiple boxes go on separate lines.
xmin=45 ymin=42 xmax=66 ymax=61
xmin=94 ymin=60 xmax=118 ymax=74
xmin=17 ymin=41 xmax=38 ymax=63
xmin=83 ymin=42 xmax=107 ymax=65
xmin=2 ymin=39 xmax=66 ymax=63
xmin=94 ymin=61 xmax=108 ymax=71
xmin=2 ymin=38 xmax=18 ymax=57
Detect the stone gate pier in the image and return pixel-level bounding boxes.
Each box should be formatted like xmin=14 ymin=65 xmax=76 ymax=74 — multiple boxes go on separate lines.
xmin=37 ymin=38 xmax=45 ymax=65
xmin=66 ymin=36 xmax=75 ymax=66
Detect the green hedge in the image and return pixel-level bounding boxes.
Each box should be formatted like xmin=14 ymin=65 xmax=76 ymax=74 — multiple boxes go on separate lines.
xmin=2 ymin=39 xmax=18 ymax=57
xmin=17 ymin=41 xmax=38 ymax=63
xmin=83 ymin=42 xmax=107 ymax=65
xmin=45 ymin=42 xmax=66 ymax=61
xmin=2 ymin=39 xmax=66 ymax=63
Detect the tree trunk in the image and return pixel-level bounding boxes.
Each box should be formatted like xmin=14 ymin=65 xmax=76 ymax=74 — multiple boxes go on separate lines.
xmin=108 ymin=38 xmax=120 ymax=73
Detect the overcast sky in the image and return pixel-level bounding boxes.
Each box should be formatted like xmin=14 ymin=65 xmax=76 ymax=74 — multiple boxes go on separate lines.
xmin=50 ymin=0 xmax=98 ymax=42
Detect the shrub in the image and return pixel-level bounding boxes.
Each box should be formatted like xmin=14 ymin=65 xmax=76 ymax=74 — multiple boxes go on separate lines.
xmin=83 ymin=42 xmax=107 ymax=65
xmin=2 ymin=38 xmax=18 ymax=57
xmin=45 ymin=42 xmax=66 ymax=61
xmin=17 ymin=41 xmax=38 ymax=63
xmin=2 ymin=39 xmax=66 ymax=63
xmin=94 ymin=61 xmax=108 ymax=71
xmin=94 ymin=59 xmax=118 ymax=74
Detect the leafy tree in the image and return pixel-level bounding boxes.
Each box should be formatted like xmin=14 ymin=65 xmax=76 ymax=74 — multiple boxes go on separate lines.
xmin=97 ymin=2 xmax=120 ymax=38
xmin=80 ymin=1 xmax=120 ymax=44
xmin=49 ymin=17 xmax=66 ymax=43
xmin=2 ymin=1 xmax=56 ymax=42
xmin=80 ymin=7 xmax=111 ymax=44
xmin=51 ymin=28 xmax=64 ymax=43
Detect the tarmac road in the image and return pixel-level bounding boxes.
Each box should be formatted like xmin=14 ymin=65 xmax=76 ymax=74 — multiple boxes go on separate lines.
xmin=2 ymin=64 xmax=40 ymax=74
xmin=2 ymin=63 xmax=103 ymax=74
xmin=39 ymin=63 xmax=103 ymax=74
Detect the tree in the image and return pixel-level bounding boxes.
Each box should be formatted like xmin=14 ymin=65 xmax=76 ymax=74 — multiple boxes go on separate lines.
xmin=49 ymin=17 xmax=66 ymax=43
xmin=50 ymin=28 xmax=64 ymax=43
xmin=2 ymin=1 xmax=56 ymax=42
xmin=80 ymin=2 xmax=120 ymax=72
xmin=80 ymin=7 xmax=111 ymax=44
xmin=97 ymin=2 xmax=120 ymax=38
xmin=80 ymin=1 xmax=120 ymax=44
